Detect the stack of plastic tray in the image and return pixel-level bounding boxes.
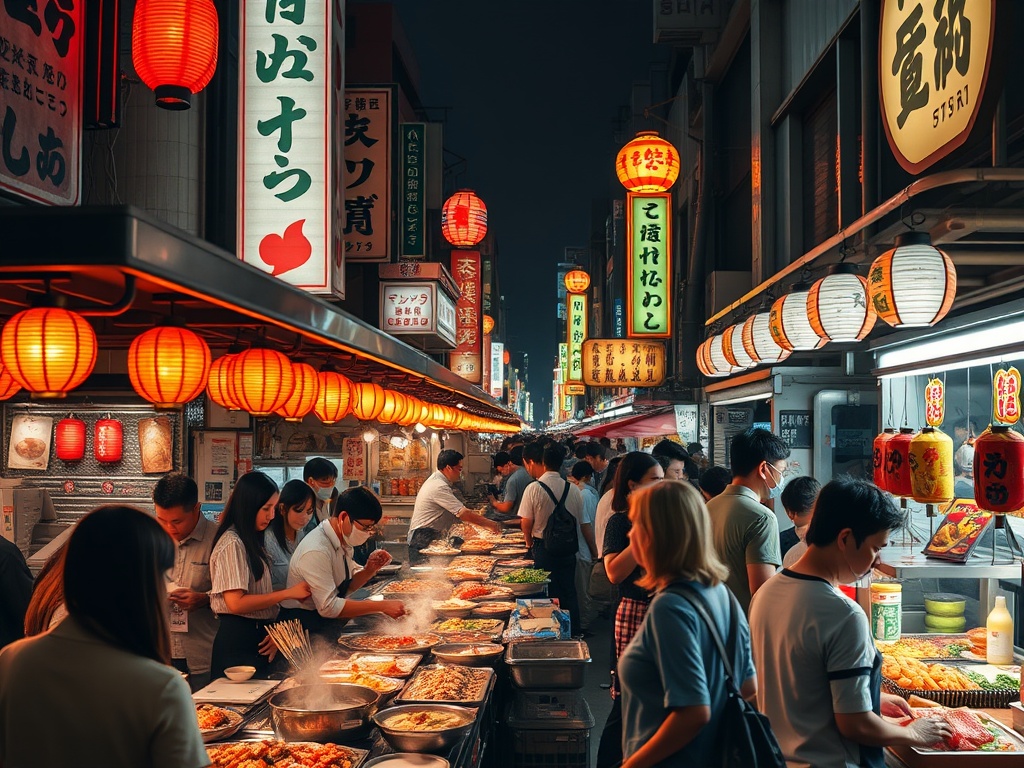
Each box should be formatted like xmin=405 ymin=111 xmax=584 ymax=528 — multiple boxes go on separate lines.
xmin=506 ymin=690 xmax=595 ymax=768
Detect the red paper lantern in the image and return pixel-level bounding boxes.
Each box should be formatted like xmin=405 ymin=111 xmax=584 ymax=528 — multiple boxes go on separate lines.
xmin=872 ymin=428 xmax=897 ymax=490
xmin=0 ymin=306 xmax=98 ymax=398
xmin=275 ymin=362 xmax=319 ymax=422
xmin=0 ymin=366 xmax=21 ymax=401
xmin=94 ymin=418 xmax=123 ymax=463
xmin=207 ymin=354 xmax=240 ymax=410
xmin=884 ymin=427 xmax=916 ymax=497
xmin=973 ymin=426 xmax=1024 ymax=513
xmin=441 ymin=190 xmax=488 ymax=247
xmin=615 ymin=132 xmax=680 ymax=193
xmin=314 ymin=370 xmax=353 ymax=425
xmin=351 ymin=381 xmax=386 ymax=422
xmin=127 ymin=325 xmax=211 ymax=408
xmin=502 ymin=350 xmax=511 ymax=365
xmin=482 ymin=315 xmax=495 ymax=335
xmin=55 ymin=417 xmax=86 ymax=461
xmin=230 ymin=348 xmax=295 ymax=416
xmin=132 ymin=0 xmax=219 ymax=110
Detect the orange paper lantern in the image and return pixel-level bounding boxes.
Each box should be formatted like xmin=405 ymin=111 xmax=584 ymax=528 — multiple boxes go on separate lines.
xmin=482 ymin=315 xmax=495 ymax=335
xmin=441 ymin=190 xmax=488 ymax=246
xmin=378 ymin=390 xmax=406 ymax=424
xmin=502 ymin=350 xmax=511 ymax=365
xmin=128 ymin=325 xmax=211 ymax=409
xmin=132 ymin=0 xmax=219 ymax=109
xmin=564 ymin=270 xmax=591 ymax=294
xmin=0 ymin=307 xmax=97 ymax=398
xmin=0 ymin=366 xmax=21 ymax=401
xmin=230 ymin=348 xmax=295 ymax=416
xmin=276 ymin=362 xmax=319 ymax=422
xmin=909 ymin=427 xmax=954 ymax=505
xmin=615 ymin=132 xmax=680 ymax=193
xmin=351 ymin=381 xmax=386 ymax=421
xmin=94 ymin=418 xmax=123 ymax=463
xmin=314 ymin=370 xmax=353 ymax=425
xmin=55 ymin=417 xmax=86 ymax=461
xmin=207 ymin=354 xmax=240 ymax=410
xmin=872 ymin=428 xmax=897 ymax=490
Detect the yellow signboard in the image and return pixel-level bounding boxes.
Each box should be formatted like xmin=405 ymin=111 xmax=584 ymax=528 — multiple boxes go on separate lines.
xmin=583 ymin=339 xmax=666 ymax=387
xmin=567 ymin=293 xmax=587 ymax=383
xmin=558 ymin=342 xmax=568 ymax=385
xmin=879 ymin=0 xmax=995 ymax=174
xmin=626 ymin=193 xmax=671 ymax=338
xmin=565 ymin=384 xmax=586 ymax=396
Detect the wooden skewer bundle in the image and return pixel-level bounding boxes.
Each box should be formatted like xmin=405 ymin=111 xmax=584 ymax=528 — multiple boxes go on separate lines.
xmin=266 ymin=619 xmax=313 ymax=669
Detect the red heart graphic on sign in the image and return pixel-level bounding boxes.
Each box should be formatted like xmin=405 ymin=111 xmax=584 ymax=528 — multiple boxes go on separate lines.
xmin=259 ymin=219 xmax=312 ymax=276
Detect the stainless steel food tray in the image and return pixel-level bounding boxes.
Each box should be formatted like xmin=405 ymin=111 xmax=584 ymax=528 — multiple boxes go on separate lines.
xmin=393 ymin=664 xmax=495 ymax=706
xmin=504 ymin=640 xmax=591 ymax=689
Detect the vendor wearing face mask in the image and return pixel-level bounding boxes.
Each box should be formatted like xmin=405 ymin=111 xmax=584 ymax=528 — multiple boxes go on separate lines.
xmin=705 ymin=428 xmax=789 ymax=614
xmin=303 ymin=457 xmax=339 ymax=533
xmin=282 ymin=486 xmax=406 ymax=638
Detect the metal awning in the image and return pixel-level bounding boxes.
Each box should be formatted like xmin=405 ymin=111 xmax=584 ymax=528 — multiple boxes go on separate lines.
xmin=574 ymin=406 xmax=676 ymax=439
xmin=0 ymin=205 xmax=517 ymax=425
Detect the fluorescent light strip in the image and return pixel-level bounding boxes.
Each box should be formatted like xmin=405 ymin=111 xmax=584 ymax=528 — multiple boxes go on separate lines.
xmin=877 ymin=318 xmax=1024 ymax=371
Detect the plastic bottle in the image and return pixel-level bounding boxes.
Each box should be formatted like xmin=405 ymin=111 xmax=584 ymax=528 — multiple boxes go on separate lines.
xmin=986 ymin=595 xmax=1014 ymax=665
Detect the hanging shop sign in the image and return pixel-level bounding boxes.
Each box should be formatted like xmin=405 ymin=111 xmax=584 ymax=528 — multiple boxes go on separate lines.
xmin=400 ymin=122 xmax=425 ymax=258
xmin=992 ymin=366 xmax=1021 ymax=426
xmin=567 ymin=293 xmax=587 ymax=384
xmin=378 ymin=263 xmax=458 ymax=350
xmin=565 ymin=384 xmax=586 ymax=396
xmin=0 ymin=0 xmax=83 ymax=205
xmin=343 ymin=86 xmax=394 ymax=262
xmin=238 ymin=0 xmax=344 ymax=296
xmin=626 ymin=192 xmax=671 ymax=338
xmin=879 ymin=0 xmax=996 ymax=174
xmin=558 ymin=343 xmax=569 ymax=384
xmin=490 ymin=342 xmax=504 ymax=399
xmin=449 ymin=250 xmax=481 ymax=383
xmin=924 ymin=377 xmax=945 ymax=427
xmin=582 ymin=339 xmax=666 ymax=387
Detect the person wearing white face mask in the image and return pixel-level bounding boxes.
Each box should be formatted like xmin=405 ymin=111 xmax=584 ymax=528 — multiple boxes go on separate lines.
xmin=303 ymin=457 xmax=339 ymax=533
xmin=282 ymin=486 xmax=406 ymax=638
xmin=705 ymin=428 xmax=789 ymax=614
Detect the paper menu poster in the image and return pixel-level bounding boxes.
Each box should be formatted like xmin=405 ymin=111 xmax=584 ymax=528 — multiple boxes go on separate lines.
xmin=8 ymin=414 xmax=53 ymax=470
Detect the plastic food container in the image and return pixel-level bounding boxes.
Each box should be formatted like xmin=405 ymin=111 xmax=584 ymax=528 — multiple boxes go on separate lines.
xmin=504 ymin=640 xmax=591 ymax=689
xmin=870 ymin=581 xmax=902 ymax=641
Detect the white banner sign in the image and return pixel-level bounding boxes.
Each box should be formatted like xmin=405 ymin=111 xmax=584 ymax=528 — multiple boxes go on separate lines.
xmin=490 ymin=342 xmax=504 ymax=399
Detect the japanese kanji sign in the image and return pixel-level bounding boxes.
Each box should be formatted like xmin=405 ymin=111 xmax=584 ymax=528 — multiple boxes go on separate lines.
xmin=0 ymin=0 xmax=82 ymax=205
xmin=993 ymin=366 xmax=1020 ymax=426
xmin=239 ymin=0 xmax=344 ymax=296
xmin=449 ymin=250 xmax=481 ymax=383
xmin=343 ymin=86 xmax=393 ymax=261
xmin=490 ymin=342 xmax=504 ymax=399
xmin=400 ymin=122 xmax=425 ymax=258
xmin=558 ymin=342 xmax=568 ymax=384
xmin=378 ymin=281 xmax=456 ymax=348
xmin=879 ymin=0 xmax=995 ymax=174
xmin=779 ymin=411 xmax=813 ymax=449
xmin=627 ymin=192 xmax=672 ymax=338
xmin=582 ymin=339 xmax=666 ymax=388
xmin=924 ymin=377 xmax=945 ymax=427
xmin=567 ymin=292 xmax=587 ymax=384
xmin=565 ymin=384 xmax=586 ymax=396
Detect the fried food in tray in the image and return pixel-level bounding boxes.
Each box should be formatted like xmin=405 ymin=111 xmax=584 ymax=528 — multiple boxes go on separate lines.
xmin=443 ymin=567 xmax=492 ymax=582
xmin=338 ymin=633 xmax=442 ymax=652
xmin=206 ymin=739 xmax=367 ymax=768
xmin=396 ymin=664 xmax=494 ymax=705
xmin=317 ymin=669 xmax=404 ymax=694
xmin=876 ymin=635 xmax=971 ymax=660
xmin=381 ymin=578 xmax=452 ymax=596
xmin=418 ymin=543 xmax=461 ymax=556
xmin=451 ymin=582 xmax=514 ymax=601
xmin=379 ymin=708 xmax=473 ymax=731
xmin=448 ymin=555 xmax=497 ymax=571
xmin=882 ymin=654 xmax=981 ymax=691
xmin=431 ymin=617 xmax=504 ymax=635
xmin=196 ymin=704 xmax=244 ymax=743
xmin=320 ymin=653 xmax=421 ymax=678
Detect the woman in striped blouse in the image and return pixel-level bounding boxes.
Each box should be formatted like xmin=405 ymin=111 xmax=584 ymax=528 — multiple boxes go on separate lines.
xmin=210 ymin=472 xmax=311 ymax=680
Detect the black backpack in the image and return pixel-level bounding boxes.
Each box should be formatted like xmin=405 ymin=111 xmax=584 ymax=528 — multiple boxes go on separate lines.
xmin=536 ymin=481 xmax=578 ymax=558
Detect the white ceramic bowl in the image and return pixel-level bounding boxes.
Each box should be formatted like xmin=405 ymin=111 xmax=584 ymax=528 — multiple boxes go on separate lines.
xmin=224 ymin=665 xmax=256 ymax=681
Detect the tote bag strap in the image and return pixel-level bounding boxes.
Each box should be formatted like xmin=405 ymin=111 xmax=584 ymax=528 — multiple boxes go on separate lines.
xmin=668 ymin=583 xmax=741 ymax=693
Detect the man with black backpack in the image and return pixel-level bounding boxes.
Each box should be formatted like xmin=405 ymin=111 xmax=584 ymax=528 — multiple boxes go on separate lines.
xmin=518 ymin=442 xmax=588 ymax=634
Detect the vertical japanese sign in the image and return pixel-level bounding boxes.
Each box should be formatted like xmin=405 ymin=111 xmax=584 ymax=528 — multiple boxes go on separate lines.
xmin=343 ymin=86 xmax=393 ymax=261
xmin=490 ymin=342 xmax=504 ymax=399
xmin=0 ymin=0 xmax=82 ymax=204
xmin=879 ymin=0 xmax=995 ymax=174
xmin=558 ymin=343 xmax=569 ymax=384
xmin=400 ymin=122 xmax=425 ymax=258
xmin=450 ymin=250 xmax=481 ymax=383
xmin=627 ymin=192 xmax=671 ymax=338
xmin=239 ymin=0 xmax=343 ymax=295
xmin=993 ymin=367 xmax=1021 ymax=426
xmin=567 ymin=293 xmax=587 ymax=383
xmin=924 ymin=378 xmax=945 ymax=427
xmin=614 ymin=299 xmax=625 ymax=338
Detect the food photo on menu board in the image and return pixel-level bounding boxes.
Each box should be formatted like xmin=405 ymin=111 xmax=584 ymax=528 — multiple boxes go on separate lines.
xmin=922 ymin=499 xmax=994 ymax=562
xmin=7 ymin=414 xmax=53 ymax=470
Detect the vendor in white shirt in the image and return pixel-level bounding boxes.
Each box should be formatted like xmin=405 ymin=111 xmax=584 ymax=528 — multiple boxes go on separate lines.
xmin=282 ymin=486 xmax=406 ymax=638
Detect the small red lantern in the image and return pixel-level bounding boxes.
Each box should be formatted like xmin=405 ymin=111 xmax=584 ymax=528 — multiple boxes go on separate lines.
xmin=884 ymin=427 xmax=916 ymax=498
xmin=564 ymin=270 xmax=591 ymax=294
xmin=973 ymin=426 xmax=1024 ymax=513
xmin=55 ymin=417 xmax=86 ymax=461
xmin=94 ymin=418 xmax=124 ymax=463
xmin=502 ymin=350 xmax=511 ymax=365
xmin=132 ymin=0 xmax=219 ymax=110
xmin=482 ymin=315 xmax=495 ymax=335
xmin=441 ymin=190 xmax=487 ymax=247
xmin=872 ymin=428 xmax=897 ymax=490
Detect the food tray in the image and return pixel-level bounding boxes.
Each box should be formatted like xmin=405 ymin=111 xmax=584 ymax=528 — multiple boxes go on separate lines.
xmin=322 ymin=653 xmax=423 ymax=678
xmin=316 ymin=670 xmax=405 ymax=697
xmin=451 ymin=583 xmax=514 ymax=602
xmin=443 ymin=568 xmax=491 ymax=582
xmin=196 ymin=704 xmax=245 ymax=743
xmin=205 ymin=739 xmax=369 ymax=768
xmin=886 ymin=711 xmax=1024 ymax=767
xmin=394 ymin=664 xmax=495 ymax=706
xmin=881 ymin=678 xmax=1019 ymax=709
xmin=381 ymin=579 xmax=453 ymax=599
xmin=505 ymin=640 xmax=591 ymax=689
xmin=430 ymin=618 xmax=504 ymax=638
xmin=448 ymin=556 xmax=497 ymax=571
xmin=338 ymin=633 xmax=442 ymax=653
xmin=876 ymin=633 xmax=975 ymax=661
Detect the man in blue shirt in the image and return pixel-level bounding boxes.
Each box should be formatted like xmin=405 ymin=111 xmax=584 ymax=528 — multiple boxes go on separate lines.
xmin=488 ymin=445 xmax=532 ymax=520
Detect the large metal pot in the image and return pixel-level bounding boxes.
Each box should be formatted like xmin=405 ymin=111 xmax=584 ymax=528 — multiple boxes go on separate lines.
xmin=372 ymin=704 xmax=476 ymax=753
xmin=269 ymin=683 xmax=380 ymax=742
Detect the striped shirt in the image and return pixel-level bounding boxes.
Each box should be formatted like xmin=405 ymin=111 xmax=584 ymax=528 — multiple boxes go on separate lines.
xmin=209 ymin=528 xmax=278 ymax=620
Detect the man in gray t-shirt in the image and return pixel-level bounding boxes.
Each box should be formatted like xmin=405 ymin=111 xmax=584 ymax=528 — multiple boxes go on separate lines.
xmin=488 ymin=445 xmax=532 ymax=519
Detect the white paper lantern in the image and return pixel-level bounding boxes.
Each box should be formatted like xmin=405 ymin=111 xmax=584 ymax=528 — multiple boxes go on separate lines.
xmin=696 ymin=338 xmax=727 ymax=377
xmin=742 ymin=312 xmax=791 ymax=365
xmin=722 ymin=324 xmax=754 ymax=369
xmin=770 ymin=284 xmax=826 ymax=351
xmin=709 ymin=335 xmax=741 ymax=376
xmin=807 ymin=264 xmax=877 ymax=343
xmin=868 ymin=231 xmax=957 ymax=328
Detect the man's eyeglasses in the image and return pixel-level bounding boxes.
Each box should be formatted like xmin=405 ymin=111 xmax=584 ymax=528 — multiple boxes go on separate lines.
xmin=352 ymin=519 xmax=375 ymax=532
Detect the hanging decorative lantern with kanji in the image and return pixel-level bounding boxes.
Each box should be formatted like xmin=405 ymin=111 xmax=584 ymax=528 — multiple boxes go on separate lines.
xmin=1 ymin=306 xmax=98 ymax=398
xmin=873 ymin=428 xmax=897 ymax=491
xmin=482 ymin=315 xmax=495 ymax=335
xmin=94 ymin=417 xmax=124 ymax=463
xmin=614 ymin=132 xmax=680 ymax=193
xmin=868 ymin=231 xmax=957 ymax=328
xmin=972 ymin=426 xmax=1024 ymax=513
xmin=884 ymin=427 xmax=916 ymax=499
xmin=807 ymin=264 xmax=877 ymax=343
xmin=441 ymin=190 xmax=488 ymax=247
xmin=909 ymin=427 xmax=954 ymax=512
xmin=55 ymin=416 xmax=87 ymax=462
xmin=564 ymin=270 xmax=591 ymax=294
xmin=923 ymin=377 xmax=945 ymax=428
xmin=132 ymin=0 xmax=219 ymax=110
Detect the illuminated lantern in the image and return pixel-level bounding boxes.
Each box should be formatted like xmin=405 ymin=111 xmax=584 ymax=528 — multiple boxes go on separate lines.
xmin=378 ymin=390 xmax=407 ymax=424
xmin=872 ymin=428 xmax=897 ymax=490
xmin=769 ymin=284 xmax=825 ymax=352
xmin=0 ymin=366 xmax=21 ymax=400
xmin=696 ymin=338 xmax=727 ymax=378
xmin=351 ymin=381 xmax=386 ymax=422
xmin=884 ymin=427 xmax=916 ymax=498
xmin=973 ymin=426 xmax=1024 ymax=513
xmin=127 ymin=325 xmax=211 ymax=408
xmin=55 ymin=417 xmax=86 ymax=461
xmin=94 ymin=418 xmax=124 ymax=463
xmin=230 ymin=348 xmax=295 ymax=416
xmin=742 ymin=313 xmax=791 ymax=365
xmin=807 ymin=264 xmax=877 ymax=343
xmin=207 ymin=354 xmax=240 ymax=410
xmin=314 ymin=370 xmax=353 ymax=425
xmin=722 ymin=324 xmax=754 ymax=369
xmin=427 ymin=402 xmax=448 ymax=428
xmin=503 ymin=349 xmax=511 ymax=365
xmin=276 ymin=362 xmax=319 ymax=422
xmin=132 ymin=0 xmax=219 ymax=110
xmin=708 ymin=335 xmax=740 ymax=377
xmin=909 ymin=427 xmax=954 ymax=509
xmin=441 ymin=190 xmax=488 ymax=246
xmin=868 ymin=231 xmax=956 ymax=328
xmin=0 ymin=307 xmax=97 ymax=398
xmin=615 ymin=132 xmax=680 ymax=193
xmin=564 ymin=270 xmax=591 ymax=294
xmin=482 ymin=315 xmax=495 ymax=335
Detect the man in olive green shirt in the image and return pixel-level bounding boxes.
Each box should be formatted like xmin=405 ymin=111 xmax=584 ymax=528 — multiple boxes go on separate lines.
xmin=706 ymin=428 xmax=789 ymax=613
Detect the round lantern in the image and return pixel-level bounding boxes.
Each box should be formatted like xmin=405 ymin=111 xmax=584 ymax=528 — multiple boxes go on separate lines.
xmin=132 ymin=0 xmax=219 ymax=110
xmin=230 ymin=348 xmax=295 ymax=416
xmin=482 ymin=315 xmax=495 ymax=335
xmin=909 ymin=427 xmax=954 ymax=506
xmin=884 ymin=427 xmax=917 ymax=498
xmin=127 ymin=325 xmax=211 ymax=409
xmin=868 ymin=231 xmax=957 ymax=328
xmin=1 ymin=306 xmax=97 ymax=398
xmin=742 ymin=313 xmax=791 ymax=365
xmin=807 ymin=264 xmax=877 ymax=343
xmin=973 ymin=426 xmax=1024 ymax=513
xmin=55 ymin=417 xmax=86 ymax=461
xmin=722 ymin=324 xmax=754 ymax=369
xmin=872 ymin=428 xmax=897 ymax=490
xmin=564 ymin=270 xmax=591 ymax=294
xmin=0 ymin=366 xmax=21 ymax=401
xmin=378 ymin=390 xmax=407 ymax=424
xmin=696 ymin=338 xmax=727 ymax=378
xmin=708 ymin=335 xmax=740 ymax=377
xmin=207 ymin=354 xmax=240 ymax=410
xmin=275 ymin=362 xmax=319 ymax=422
xmin=769 ymin=284 xmax=826 ymax=352
xmin=94 ymin=418 xmax=124 ymax=463
xmin=614 ymin=132 xmax=680 ymax=193
xmin=314 ymin=370 xmax=353 ymax=425
xmin=441 ymin=190 xmax=488 ymax=246
xmin=351 ymin=381 xmax=386 ymax=422
xmin=503 ymin=350 xmax=511 ymax=365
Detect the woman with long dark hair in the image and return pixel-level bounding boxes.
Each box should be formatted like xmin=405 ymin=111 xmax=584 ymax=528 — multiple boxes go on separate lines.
xmin=209 ymin=471 xmax=311 ymax=680
xmin=0 ymin=505 xmax=209 ymax=767
xmin=265 ymin=479 xmax=316 ymax=590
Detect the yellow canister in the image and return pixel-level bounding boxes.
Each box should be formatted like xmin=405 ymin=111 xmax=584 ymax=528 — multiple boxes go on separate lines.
xmin=870 ymin=581 xmax=902 ymax=641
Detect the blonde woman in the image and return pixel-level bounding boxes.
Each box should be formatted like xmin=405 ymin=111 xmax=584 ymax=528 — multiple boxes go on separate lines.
xmin=618 ymin=481 xmax=757 ymax=768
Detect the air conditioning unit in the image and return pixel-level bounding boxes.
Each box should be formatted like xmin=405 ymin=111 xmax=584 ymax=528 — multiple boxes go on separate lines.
xmin=705 ymin=271 xmax=750 ymax=316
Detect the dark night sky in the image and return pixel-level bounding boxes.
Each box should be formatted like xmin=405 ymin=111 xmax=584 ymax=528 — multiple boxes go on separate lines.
xmin=389 ymin=1 xmax=661 ymax=422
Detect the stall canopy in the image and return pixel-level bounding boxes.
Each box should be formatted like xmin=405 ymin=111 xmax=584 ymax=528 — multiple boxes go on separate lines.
xmin=574 ymin=406 xmax=676 ymax=439
xmin=0 ymin=206 xmax=518 ymax=426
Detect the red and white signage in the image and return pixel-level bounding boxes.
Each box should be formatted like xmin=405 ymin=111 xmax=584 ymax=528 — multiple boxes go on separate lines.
xmin=239 ymin=0 xmax=344 ymax=296
xmin=343 ymin=87 xmax=392 ymax=262
xmin=450 ymin=250 xmax=481 ymax=383
xmin=0 ymin=0 xmax=83 ymax=204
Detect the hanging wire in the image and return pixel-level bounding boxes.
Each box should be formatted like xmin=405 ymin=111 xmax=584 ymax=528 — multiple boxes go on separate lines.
xmin=902 ymin=375 xmax=909 ymax=427
xmin=965 ymin=366 xmax=973 ymax=439
xmin=887 ymin=378 xmax=894 ymax=428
